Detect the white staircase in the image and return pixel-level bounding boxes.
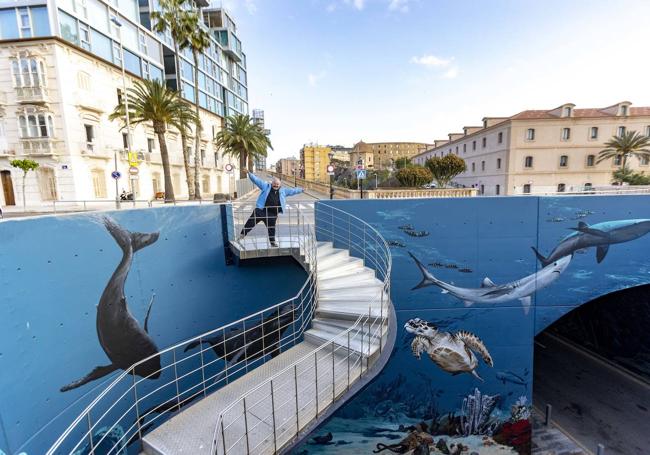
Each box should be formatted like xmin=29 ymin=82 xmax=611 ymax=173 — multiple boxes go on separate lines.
xmin=141 ymin=241 xmax=389 ymax=455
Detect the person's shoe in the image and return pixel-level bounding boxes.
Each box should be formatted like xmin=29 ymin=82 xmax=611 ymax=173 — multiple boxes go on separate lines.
xmin=270 ymin=241 xmax=279 ymax=247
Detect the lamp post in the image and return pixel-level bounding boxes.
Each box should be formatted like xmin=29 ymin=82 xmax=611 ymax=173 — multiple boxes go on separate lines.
xmin=111 ymin=15 xmax=133 ymax=205
xmin=328 ymin=152 xmax=334 ymax=200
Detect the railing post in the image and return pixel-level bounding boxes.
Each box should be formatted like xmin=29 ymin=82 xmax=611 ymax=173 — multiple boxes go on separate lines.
xmin=173 ymin=348 xmax=181 ymax=408
xmin=86 ymin=412 xmax=95 ymax=453
xmin=221 ymin=419 xmax=227 ymax=455
xmin=347 ymin=331 xmax=351 ymax=391
xmin=294 ymin=365 xmax=300 ymax=433
xmin=133 ymin=372 xmax=143 ymax=440
xmin=270 ymin=380 xmax=277 ymax=453
xmin=199 ymin=336 xmax=207 ymax=397
xmin=243 ymin=398 xmax=250 ymax=454
xmin=314 ymin=352 xmax=319 ymax=417
xmin=331 ymin=341 xmax=335 ymax=402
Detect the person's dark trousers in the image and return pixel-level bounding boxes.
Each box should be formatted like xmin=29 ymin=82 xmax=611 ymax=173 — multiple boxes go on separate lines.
xmin=240 ymin=207 xmax=279 ymax=242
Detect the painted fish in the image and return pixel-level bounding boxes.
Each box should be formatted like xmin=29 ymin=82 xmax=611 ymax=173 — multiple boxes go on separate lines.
xmin=496 ymin=370 xmax=527 ymax=389
xmin=409 ymin=252 xmax=571 ymax=314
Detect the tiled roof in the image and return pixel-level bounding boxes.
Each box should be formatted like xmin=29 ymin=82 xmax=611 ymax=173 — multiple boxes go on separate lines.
xmin=510 ymin=107 xmax=650 ymax=120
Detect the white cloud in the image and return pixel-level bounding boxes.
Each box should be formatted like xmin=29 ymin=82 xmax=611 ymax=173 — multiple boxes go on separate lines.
xmin=388 ymin=0 xmax=410 ymax=12
xmin=343 ymin=0 xmax=365 ymax=10
xmin=308 ymin=72 xmax=326 ymax=87
xmin=410 ymin=54 xmax=452 ymax=67
xmin=442 ymin=67 xmax=459 ymax=79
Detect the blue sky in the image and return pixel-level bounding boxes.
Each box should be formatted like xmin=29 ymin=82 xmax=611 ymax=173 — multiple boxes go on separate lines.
xmin=221 ymin=0 xmax=650 ymax=164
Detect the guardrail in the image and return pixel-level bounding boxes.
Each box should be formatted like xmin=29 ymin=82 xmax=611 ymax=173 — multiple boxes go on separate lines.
xmin=46 ymin=204 xmax=317 ymax=455
xmin=211 ymin=202 xmax=392 ymax=454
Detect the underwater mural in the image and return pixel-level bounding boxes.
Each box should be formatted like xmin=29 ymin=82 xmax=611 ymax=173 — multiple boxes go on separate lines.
xmin=299 ymin=196 xmax=650 ymax=455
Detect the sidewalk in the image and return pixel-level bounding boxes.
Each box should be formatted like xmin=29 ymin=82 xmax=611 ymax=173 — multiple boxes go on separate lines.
xmin=532 ymin=410 xmax=588 ymax=455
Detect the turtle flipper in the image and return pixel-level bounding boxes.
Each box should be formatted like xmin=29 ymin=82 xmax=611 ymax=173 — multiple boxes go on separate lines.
xmin=456 ymin=330 xmax=493 ymax=367
xmin=60 ymin=364 xmax=119 ymax=392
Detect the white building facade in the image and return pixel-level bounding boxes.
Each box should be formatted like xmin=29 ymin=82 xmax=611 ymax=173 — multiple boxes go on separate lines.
xmin=0 ymin=0 xmax=248 ymax=207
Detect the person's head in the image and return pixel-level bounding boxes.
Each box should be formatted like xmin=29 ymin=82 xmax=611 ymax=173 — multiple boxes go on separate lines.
xmin=271 ymin=177 xmax=281 ymax=190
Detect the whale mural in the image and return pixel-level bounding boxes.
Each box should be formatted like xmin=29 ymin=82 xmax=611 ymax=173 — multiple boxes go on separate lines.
xmin=409 ymin=252 xmax=571 ymax=314
xmin=532 ymin=219 xmax=650 ymax=266
xmin=60 ymin=217 xmax=161 ymax=392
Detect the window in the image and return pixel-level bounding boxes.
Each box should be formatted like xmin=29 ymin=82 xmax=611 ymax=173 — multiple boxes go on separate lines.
xmin=614 ymin=155 xmax=622 ymax=166
xmin=202 ymin=175 xmax=210 ymax=193
xmin=147 ymin=138 xmax=155 ymax=154
xmin=92 ymin=168 xmax=107 ymax=198
xmin=495 ymin=184 xmax=500 ymax=195
xmin=455 ymin=146 xmax=458 ymax=154
xmin=138 ymin=31 xmax=148 ymax=54
xmin=18 ymin=8 xmax=31 ymax=38
xmin=472 ymin=140 xmax=476 ymax=150
xmin=498 ymin=132 xmax=503 ymax=144
xmin=142 ymin=60 xmax=150 ymax=80
xmin=562 ymin=128 xmax=571 ymax=140
xmin=200 ymin=149 xmax=205 ymax=166
xmin=463 ymin=144 xmax=466 ymax=153
xmin=471 ymin=162 xmax=475 ymax=172
xmin=526 ymin=128 xmax=535 ymax=140
xmin=482 ymin=137 xmax=486 ymax=148
xmin=113 ymin=42 xmax=122 ymax=66
xmin=481 ymin=160 xmax=485 ymax=171
xmin=641 ymin=156 xmax=649 ymax=166
xmin=584 ymin=182 xmax=593 ymax=191
xmin=646 ymin=125 xmax=650 ymax=137
xmin=618 ymin=126 xmax=626 ymax=136
xmin=79 ymin=23 xmax=90 ymax=50
xmin=563 ymin=107 xmax=572 ymax=117
xmin=59 ymin=11 xmax=79 ymax=45
xmin=84 ymin=124 xmax=94 ymax=150
xmin=557 ymin=183 xmax=566 ymax=193
xmin=11 ymin=55 xmax=46 ymax=87
xmin=524 ymin=156 xmax=533 ymax=168
xmin=523 ymin=184 xmax=531 ymax=194
xmin=38 ymin=167 xmax=58 ymax=200
xmin=586 ymin=155 xmax=595 ymax=167
xmin=18 ymin=111 xmax=54 ymax=138
xmin=621 ymin=105 xmax=628 ymax=116
xmin=590 ymin=127 xmax=598 ymax=139
xmin=559 ymin=155 xmax=568 ymax=167
xmin=122 ymin=132 xmax=128 ymax=150
xmin=214 ymin=152 xmax=219 ymax=166
xmin=480 ymin=184 xmax=484 ymax=195
xmin=0 ymin=9 xmax=19 ymax=39
xmin=496 ymin=158 xmax=501 ymax=169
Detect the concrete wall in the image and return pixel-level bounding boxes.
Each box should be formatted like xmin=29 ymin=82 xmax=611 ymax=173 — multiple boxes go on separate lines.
xmin=301 ymin=195 xmax=650 ymax=454
xmin=0 ymin=205 xmax=306 ymax=454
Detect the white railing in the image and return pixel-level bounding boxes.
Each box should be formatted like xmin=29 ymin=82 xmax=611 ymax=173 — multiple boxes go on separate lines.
xmin=45 ymin=205 xmax=317 ymax=455
xmin=211 ymin=202 xmax=392 ymax=455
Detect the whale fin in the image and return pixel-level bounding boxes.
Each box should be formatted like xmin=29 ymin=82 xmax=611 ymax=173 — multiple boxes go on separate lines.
xmin=531 ymin=246 xmax=552 ymax=267
xmin=519 ymin=296 xmax=532 ymax=315
xmin=408 ymin=252 xmax=438 ymax=290
xmin=570 ymin=222 xmax=608 ymax=237
xmin=60 ymin=364 xmax=119 ymax=392
xmin=144 ymin=294 xmax=156 ymax=333
xmin=596 ymin=244 xmax=609 ymax=263
xmin=481 ymin=277 xmax=496 ymax=287
xmin=103 ymin=217 xmax=159 ymax=253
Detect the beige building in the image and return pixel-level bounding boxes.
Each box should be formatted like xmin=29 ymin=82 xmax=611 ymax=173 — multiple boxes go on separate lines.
xmin=300 ymin=144 xmax=330 ymax=182
xmin=352 ymin=141 xmax=433 ymax=169
xmin=413 ymin=102 xmax=650 ymax=195
xmin=276 ymin=157 xmax=300 ymax=177
xmin=349 ymin=141 xmax=375 ymax=168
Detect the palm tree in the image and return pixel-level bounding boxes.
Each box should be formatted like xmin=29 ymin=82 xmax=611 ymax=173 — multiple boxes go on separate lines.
xmin=597 ymin=131 xmax=650 ymax=183
xmin=214 ymin=114 xmax=272 ymax=179
xmin=185 ymin=16 xmax=212 ymax=200
xmin=169 ymin=101 xmax=199 ymax=199
xmin=110 ymin=79 xmax=196 ymax=202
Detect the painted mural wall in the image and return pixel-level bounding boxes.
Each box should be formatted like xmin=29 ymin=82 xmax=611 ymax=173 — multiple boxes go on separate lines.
xmin=296 ymin=195 xmax=650 ymax=455
xmin=0 ymin=206 xmax=306 ymax=455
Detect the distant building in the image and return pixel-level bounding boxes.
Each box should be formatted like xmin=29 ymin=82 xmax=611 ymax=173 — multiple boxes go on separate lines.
xmin=350 ymin=141 xmax=375 ymax=168
xmin=412 ymin=102 xmax=650 ymax=195
xmin=252 ymin=109 xmax=269 ymax=170
xmin=351 ymin=141 xmax=433 ymax=170
xmin=300 ymin=144 xmax=330 ymax=182
xmin=276 ymin=157 xmax=300 ymax=177
xmin=329 ymin=145 xmax=352 ymax=163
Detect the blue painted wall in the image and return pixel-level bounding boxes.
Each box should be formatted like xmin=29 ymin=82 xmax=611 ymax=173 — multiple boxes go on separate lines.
xmin=298 ymin=195 xmax=650 ymax=454
xmin=0 ymin=206 xmax=306 ymax=455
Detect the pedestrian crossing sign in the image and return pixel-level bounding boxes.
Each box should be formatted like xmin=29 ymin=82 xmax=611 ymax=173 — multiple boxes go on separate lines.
xmin=356 ymin=169 xmax=367 ymax=179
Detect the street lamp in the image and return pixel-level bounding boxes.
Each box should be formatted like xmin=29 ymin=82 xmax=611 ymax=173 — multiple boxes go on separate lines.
xmin=328 ymin=152 xmax=334 ymax=199
xmin=111 ymin=15 xmax=133 ymax=207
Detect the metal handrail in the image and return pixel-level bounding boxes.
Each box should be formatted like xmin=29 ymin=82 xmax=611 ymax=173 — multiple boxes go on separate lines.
xmin=45 ymin=204 xmax=318 ymax=455
xmin=211 ymin=202 xmax=392 ymax=455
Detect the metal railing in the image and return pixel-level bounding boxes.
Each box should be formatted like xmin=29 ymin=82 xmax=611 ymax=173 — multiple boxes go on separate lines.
xmin=211 ymin=202 xmax=392 ymax=455
xmin=46 ymin=205 xmax=318 ymax=455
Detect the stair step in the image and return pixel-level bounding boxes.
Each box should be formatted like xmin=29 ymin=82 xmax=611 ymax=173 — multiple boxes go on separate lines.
xmin=316 ymin=302 xmax=387 ymax=321
xmin=304 ymin=327 xmax=380 ymax=356
xmin=318 ymin=271 xmax=378 ymax=289
xmin=316 ymin=248 xmax=349 ymax=265
xmin=312 ymin=318 xmax=384 ymax=342
xmin=317 ymin=258 xmax=365 ymax=278
xmin=318 ymin=286 xmax=385 ymax=300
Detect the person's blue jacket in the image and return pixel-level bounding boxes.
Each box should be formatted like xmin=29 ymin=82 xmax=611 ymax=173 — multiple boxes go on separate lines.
xmin=249 ymin=172 xmax=303 ymax=211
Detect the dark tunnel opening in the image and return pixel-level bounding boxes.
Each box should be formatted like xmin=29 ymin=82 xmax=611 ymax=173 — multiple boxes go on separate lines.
xmin=533 ymin=284 xmax=650 ymax=455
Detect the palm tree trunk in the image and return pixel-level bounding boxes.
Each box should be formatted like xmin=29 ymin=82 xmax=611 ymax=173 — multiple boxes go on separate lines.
xmin=621 ymin=154 xmax=628 ymax=184
xmin=248 ymin=154 xmax=254 ymax=172
xmin=181 ymin=133 xmax=195 ymax=199
xmin=239 ymin=151 xmax=247 ymax=179
xmin=192 ymin=50 xmax=202 ymax=200
xmin=156 ymin=128 xmax=175 ymax=203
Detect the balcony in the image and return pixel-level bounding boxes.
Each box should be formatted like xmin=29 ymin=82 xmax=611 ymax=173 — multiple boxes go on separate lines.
xmin=19 ymin=138 xmax=64 ymax=156
xmin=16 ymin=86 xmax=49 ymax=104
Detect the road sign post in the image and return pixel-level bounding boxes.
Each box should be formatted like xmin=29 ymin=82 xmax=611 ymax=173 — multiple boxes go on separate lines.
xmin=355 ymin=169 xmax=367 ymax=199
xmin=327 ymin=164 xmax=335 ymax=200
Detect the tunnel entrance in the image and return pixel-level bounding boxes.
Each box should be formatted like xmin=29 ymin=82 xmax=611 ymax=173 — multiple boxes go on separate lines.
xmin=533 ymin=284 xmax=650 ymax=455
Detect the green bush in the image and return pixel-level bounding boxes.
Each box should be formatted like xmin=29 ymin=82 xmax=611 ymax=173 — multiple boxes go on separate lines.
xmin=395 ymin=165 xmax=433 ymax=187
xmin=425 ymin=154 xmax=467 ymax=188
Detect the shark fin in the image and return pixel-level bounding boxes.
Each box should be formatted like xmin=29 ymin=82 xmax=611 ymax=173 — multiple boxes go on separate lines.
xmin=570 ymin=222 xmax=608 ymax=237
xmin=596 ymin=244 xmax=609 ymax=263
xmin=470 ymin=370 xmax=484 ymax=382
xmin=408 ymin=252 xmax=437 ymax=290
xmin=531 ymin=247 xmax=551 ymax=267
xmin=577 ymin=221 xmax=588 ymax=229
xmin=519 ymin=296 xmax=532 ymax=315
xmin=481 ymin=277 xmax=496 ymax=288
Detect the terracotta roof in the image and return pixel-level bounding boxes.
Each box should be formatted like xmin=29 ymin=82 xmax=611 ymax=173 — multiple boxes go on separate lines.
xmin=510 ymin=107 xmax=650 ymax=120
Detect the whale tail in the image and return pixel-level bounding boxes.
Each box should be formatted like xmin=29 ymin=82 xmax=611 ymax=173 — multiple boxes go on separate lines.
xmin=531 ymin=246 xmax=551 ymax=267
xmin=103 ymin=217 xmax=160 ymax=253
xmin=408 ymin=252 xmax=439 ymax=290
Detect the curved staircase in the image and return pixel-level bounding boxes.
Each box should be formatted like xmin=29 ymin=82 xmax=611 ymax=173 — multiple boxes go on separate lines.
xmin=46 ymin=202 xmax=394 ymax=455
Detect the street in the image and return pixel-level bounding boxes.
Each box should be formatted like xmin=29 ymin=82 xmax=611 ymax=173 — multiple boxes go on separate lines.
xmin=534 ymin=332 xmax=650 ymax=455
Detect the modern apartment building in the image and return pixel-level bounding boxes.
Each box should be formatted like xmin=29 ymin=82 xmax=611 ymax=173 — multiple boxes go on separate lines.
xmin=351 ymin=140 xmax=433 ymax=170
xmin=276 ymin=157 xmax=300 ymax=177
xmin=252 ymin=108 xmax=268 ymax=170
xmin=0 ymin=1 xmax=249 ymax=207
xmin=413 ymin=102 xmax=650 ymax=195
xmin=300 ymin=144 xmax=330 ymax=182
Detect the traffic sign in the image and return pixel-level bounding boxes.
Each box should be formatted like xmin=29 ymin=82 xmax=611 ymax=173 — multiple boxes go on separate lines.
xmin=111 ymin=171 xmax=122 ymax=179
xmin=326 ymin=164 xmax=335 ymax=175
xmin=356 ymin=169 xmax=367 ymax=179
xmin=356 ymin=164 xmax=364 ymax=170
xmin=129 ymin=166 xmax=139 ymax=176
xmin=225 ymin=163 xmax=234 ymax=173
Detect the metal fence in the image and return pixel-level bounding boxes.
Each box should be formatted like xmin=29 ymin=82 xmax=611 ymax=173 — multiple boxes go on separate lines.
xmin=45 ymin=205 xmax=317 ymax=455
xmin=211 ymin=202 xmax=392 ymax=455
